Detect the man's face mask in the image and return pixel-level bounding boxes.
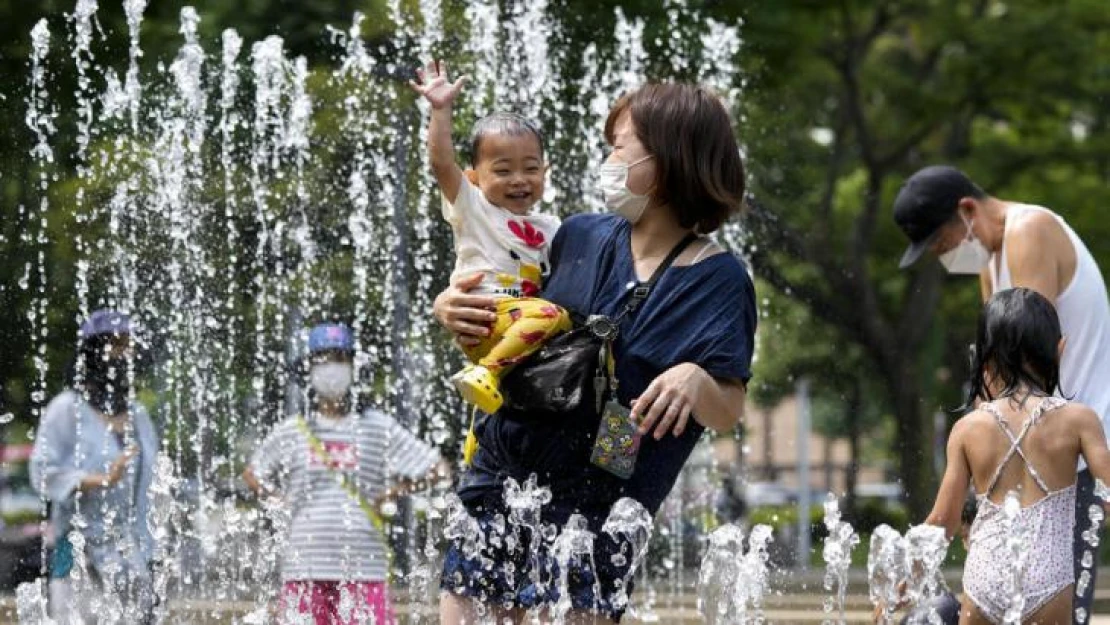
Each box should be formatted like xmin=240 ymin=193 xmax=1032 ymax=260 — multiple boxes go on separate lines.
xmin=938 ymin=215 xmax=990 ymax=275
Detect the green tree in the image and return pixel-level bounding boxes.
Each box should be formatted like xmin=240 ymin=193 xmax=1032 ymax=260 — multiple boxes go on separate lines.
xmin=737 ymin=0 xmax=1110 ymax=518
xmin=750 ymin=288 xmax=890 ymax=517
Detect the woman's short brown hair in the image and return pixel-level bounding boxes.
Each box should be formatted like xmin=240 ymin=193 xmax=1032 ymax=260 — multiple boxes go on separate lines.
xmin=604 ymin=83 xmax=745 ymax=233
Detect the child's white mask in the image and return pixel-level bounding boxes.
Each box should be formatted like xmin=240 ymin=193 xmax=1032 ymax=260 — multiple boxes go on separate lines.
xmin=311 ymin=362 xmax=353 ymax=401
xmin=939 ymin=215 xmax=990 ymax=275
xmin=598 ymin=155 xmax=653 ymax=223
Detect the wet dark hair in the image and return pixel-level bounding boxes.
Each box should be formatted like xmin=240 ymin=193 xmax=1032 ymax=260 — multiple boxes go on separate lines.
xmin=72 ymin=334 xmax=119 ymax=389
xmin=963 ymin=288 xmax=1062 ymax=410
xmin=604 ymin=82 xmax=746 ymax=233
xmin=961 ymin=496 xmax=978 ymax=526
xmin=468 ymin=112 xmax=545 ymax=167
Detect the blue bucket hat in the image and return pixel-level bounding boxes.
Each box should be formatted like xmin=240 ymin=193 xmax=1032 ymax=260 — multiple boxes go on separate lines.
xmin=79 ymin=309 xmax=132 ymax=340
xmin=308 ymin=323 xmax=354 ymax=355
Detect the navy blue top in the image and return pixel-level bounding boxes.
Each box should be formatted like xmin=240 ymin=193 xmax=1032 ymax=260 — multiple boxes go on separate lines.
xmin=459 ymin=213 xmax=757 ymax=526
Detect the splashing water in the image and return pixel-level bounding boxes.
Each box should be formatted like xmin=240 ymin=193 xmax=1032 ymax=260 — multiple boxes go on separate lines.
xmin=25 ymin=18 xmax=53 ymax=434
xmin=866 ymin=523 xmax=949 ymax=625
xmin=1094 ymin=477 xmax=1110 ymax=502
xmin=15 ymin=579 xmax=54 ymax=625
xmin=902 ymin=525 xmax=948 ymax=625
xmin=1075 ymin=478 xmax=1110 ymax=624
xmin=15 ymin=2 xmax=745 ymax=619
xmin=1075 ymin=503 xmax=1101 ymax=624
xmin=442 ymin=494 xmax=486 ymax=564
xmin=698 ymin=524 xmax=745 ymax=624
xmin=745 ymin=525 xmax=775 ymax=615
xmin=147 ymin=454 xmax=180 ymax=621
xmin=868 ymin=524 xmax=906 ymax=625
xmin=552 ymin=514 xmax=599 ymax=624
xmin=601 ymin=498 xmax=654 ymax=613
xmin=697 ymin=523 xmax=774 ymax=624
xmin=821 ymin=494 xmax=860 ymax=624
xmin=503 ymin=475 xmax=554 ymax=591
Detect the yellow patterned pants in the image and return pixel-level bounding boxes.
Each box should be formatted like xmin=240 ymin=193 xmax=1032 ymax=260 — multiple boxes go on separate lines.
xmin=461 ymin=297 xmax=572 ymax=377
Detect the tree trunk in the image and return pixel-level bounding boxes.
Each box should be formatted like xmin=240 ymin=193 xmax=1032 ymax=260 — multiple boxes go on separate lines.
xmin=889 ymin=363 xmax=935 ymax=520
xmin=844 ymin=381 xmax=862 ymax=519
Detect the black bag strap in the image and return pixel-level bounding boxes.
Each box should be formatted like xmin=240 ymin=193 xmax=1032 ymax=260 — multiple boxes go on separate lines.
xmin=617 ymin=232 xmax=700 ymax=320
xmin=583 ymin=231 xmax=700 ymax=405
xmin=569 ymin=231 xmax=701 ymax=334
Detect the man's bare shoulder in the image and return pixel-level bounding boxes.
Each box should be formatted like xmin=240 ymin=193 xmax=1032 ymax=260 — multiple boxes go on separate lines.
xmin=1007 ymin=205 xmax=1063 ymax=243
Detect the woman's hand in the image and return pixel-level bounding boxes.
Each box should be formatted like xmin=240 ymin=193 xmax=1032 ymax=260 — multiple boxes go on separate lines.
xmin=433 ymin=273 xmax=497 ymax=348
xmin=631 ymin=363 xmax=710 ymax=440
xmin=80 ymin=444 xmax=138 ymax=491
xmin=106 ymin=445 xmax=138 ymax=485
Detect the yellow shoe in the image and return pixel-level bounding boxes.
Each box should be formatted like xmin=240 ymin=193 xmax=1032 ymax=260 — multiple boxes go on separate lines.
xmin=451 ymin=365 xmax=503 ymax=414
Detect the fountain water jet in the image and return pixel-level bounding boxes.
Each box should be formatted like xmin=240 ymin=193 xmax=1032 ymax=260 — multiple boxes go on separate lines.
xmin=14 ymin=1 xmax=748 ymax=620
xmin=697 ymin=523 xmax=773 ymax=624
xmin=821 ymin=494 xmax=859 ymax=623
xmin=866 ymin=522 xmax=949 ymax=625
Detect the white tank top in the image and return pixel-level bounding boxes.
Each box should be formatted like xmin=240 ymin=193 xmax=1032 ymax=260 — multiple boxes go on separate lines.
xmin=990 ymin=204 xmax=1110 ymax=455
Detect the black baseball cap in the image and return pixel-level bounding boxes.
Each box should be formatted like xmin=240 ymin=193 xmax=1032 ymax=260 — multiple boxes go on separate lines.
xmin=893 ymin=165 xmax=985 ymax=268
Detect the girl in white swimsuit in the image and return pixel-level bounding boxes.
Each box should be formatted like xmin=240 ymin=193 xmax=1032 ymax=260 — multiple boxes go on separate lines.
xmin=924 ymin=288 xmax=1110 ymax=624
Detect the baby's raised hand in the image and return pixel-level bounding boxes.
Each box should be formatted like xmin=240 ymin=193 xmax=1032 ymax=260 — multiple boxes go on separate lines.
xmin=409 ymin=59 xmax=467 ymax=109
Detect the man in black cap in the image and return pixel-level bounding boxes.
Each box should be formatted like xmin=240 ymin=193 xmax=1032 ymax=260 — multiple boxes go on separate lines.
xmin=894 ymin=164 xmax=1110 ymax=616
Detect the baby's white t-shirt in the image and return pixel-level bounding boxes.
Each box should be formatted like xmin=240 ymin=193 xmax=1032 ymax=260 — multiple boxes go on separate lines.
xmin=441 ymin=177 xmax=561 ymax=298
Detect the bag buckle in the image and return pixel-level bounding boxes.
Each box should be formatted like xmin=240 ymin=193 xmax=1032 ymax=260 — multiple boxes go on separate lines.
xmin=586 ymin=315 xmax=618 ymax=340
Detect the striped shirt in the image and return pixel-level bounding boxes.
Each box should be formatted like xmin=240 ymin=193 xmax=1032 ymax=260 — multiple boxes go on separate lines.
xmin=250 ymin=409 xmax=440 ymax=582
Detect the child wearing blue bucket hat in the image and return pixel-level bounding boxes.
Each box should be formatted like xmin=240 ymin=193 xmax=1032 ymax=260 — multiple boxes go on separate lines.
xmin=30 ymin=308 xmax=159 ymax=623
xmin=243 ymin=321 xmax=445 ymax=624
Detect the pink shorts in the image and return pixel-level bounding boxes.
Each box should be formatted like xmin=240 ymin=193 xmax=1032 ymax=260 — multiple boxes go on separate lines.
xmin=278 ymin=580 xmax=395 ymax=625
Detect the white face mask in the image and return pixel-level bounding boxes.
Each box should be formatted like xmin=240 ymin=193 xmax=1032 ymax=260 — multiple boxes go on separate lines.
xmin=598 ymin=155 xmax=653 ymax=223
xmin=938 ymin=216 xmax=990 ymax=275
xmin=310 ymin=362 xmax=353 ymax=401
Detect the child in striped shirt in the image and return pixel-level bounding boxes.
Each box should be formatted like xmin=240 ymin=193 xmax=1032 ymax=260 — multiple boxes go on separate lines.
xmin=243 ymin=322 xmax=444 ymax=624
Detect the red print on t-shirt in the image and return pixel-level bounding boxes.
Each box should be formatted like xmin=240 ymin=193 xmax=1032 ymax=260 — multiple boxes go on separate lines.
xmin=309 ymin=441 xmax=357 ymax=470
xmin=507 ymin=220 xmax=545 ymax=249
xmin=520 ymin=280 xmax=540 ymax=297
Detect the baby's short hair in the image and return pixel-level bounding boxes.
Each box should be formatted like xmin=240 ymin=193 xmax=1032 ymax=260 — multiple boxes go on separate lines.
xmin=468 ymin=112 xmax=545 ymax=167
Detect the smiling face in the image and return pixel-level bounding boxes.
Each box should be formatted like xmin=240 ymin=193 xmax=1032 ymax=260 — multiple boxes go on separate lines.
xmin=472 ymin=133 xmax=546 ymax=215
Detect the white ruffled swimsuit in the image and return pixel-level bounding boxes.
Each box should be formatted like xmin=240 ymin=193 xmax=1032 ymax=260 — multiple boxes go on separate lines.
xmin=962 ymin=397 xmax=1075 ymax=624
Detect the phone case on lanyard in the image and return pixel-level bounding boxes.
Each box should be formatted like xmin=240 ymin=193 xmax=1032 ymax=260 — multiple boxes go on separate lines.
xmin=590 ymin=400 xmax=641 ymax=479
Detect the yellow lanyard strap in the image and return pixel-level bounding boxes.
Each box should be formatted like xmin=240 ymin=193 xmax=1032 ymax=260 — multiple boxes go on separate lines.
xmin=294 ymin=415 xmax=394 ymax=580
xmin=294 ymin=416 xmax=386 ymax=533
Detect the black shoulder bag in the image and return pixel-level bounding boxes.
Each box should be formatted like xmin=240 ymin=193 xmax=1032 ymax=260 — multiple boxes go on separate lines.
xmin=499 ymin=232 xmax=698 ymax=420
